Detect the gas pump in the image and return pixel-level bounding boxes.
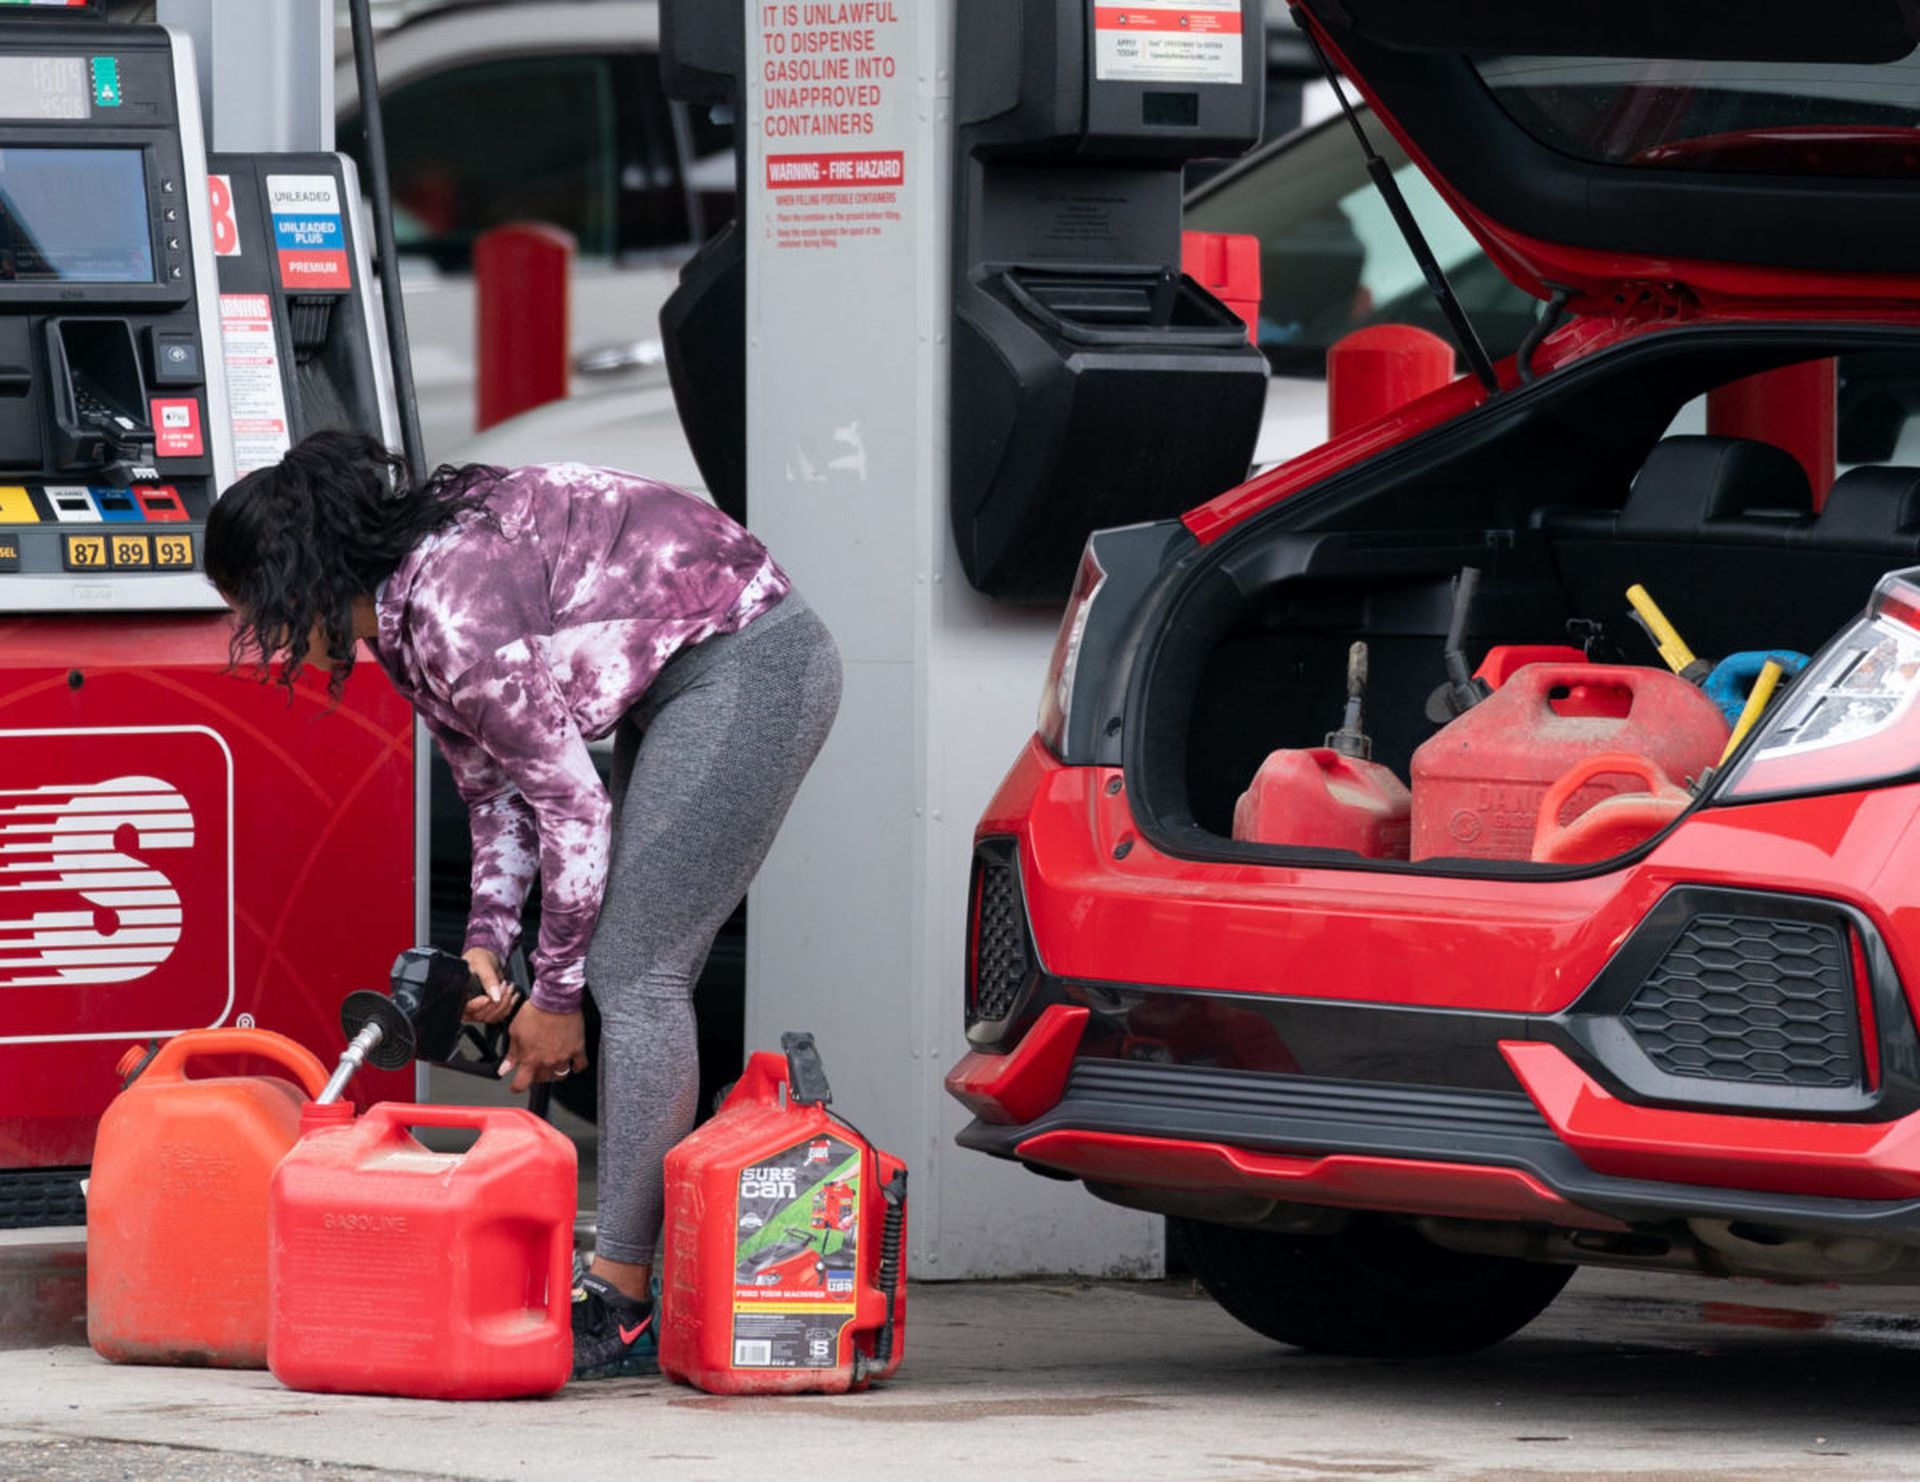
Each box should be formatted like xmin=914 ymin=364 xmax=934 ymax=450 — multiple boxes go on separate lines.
xmin=0 ymin=3 xmax=414 ymax=1226
xmin=660 ymin=0 xmax=1266 ymax=1277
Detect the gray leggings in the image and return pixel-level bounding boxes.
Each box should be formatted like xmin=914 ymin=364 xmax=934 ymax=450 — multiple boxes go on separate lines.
xmin=583 ymin=592 xmax=842 ymax=1267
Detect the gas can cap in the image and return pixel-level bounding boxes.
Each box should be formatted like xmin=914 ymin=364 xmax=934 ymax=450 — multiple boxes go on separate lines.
xmin=115 ymin=1040 xmax=161 ymax=1088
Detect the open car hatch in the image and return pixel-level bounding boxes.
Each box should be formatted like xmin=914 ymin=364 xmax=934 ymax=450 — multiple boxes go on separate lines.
xmin=1295 ymin=0 xmax=1920 ymax=311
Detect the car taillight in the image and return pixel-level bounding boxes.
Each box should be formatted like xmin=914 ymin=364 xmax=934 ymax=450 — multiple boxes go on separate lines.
xmin=1035 ymin=544 xmax=1107 ymax=758
xmin=1721 ymin=568 xmax=1920 ymax=801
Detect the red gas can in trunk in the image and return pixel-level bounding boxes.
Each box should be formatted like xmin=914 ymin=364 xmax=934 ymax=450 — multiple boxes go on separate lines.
xmin=1231 ymin=640 xmax=1412 ymax=858
xmin=659 ymin=1033 xmax=908 ymax=1395
xmin=1410 ymin=663 xmax=1728 ymax=862
xmin=1231 ymin=748 xmax=1412 ymax=857
xmin=88 ymin=1028 xmax=330 ymax=1368
xmin=268 ymin=1102 xmax=575 ymax=1400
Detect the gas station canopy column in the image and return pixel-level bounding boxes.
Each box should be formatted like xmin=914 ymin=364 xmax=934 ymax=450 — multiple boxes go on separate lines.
xmin=661 ymin=0 xmax=1266 ymax=1278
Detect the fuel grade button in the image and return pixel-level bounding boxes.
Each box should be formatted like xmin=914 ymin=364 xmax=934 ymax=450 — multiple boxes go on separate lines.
xmin=63 ymin=534 xmax=108 ymax=571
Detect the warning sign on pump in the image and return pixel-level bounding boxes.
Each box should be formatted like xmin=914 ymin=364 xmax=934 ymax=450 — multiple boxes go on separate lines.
xmin=218 ymin=295 xmax=292 ymax=476
xmin=766 ymin=151 xmax=904 ymax=190
xmin=1095 ymin=1 xmax=1244 ymax=86
xmin=753 ymin=0 xmax=909 ymax=254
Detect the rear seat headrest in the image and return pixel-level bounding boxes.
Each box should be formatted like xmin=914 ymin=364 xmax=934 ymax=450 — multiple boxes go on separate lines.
xmin=1816 ymin=465 xmax=1920 ymax=544
xmin=1620 ymin=435 xmax=1814 ymax=536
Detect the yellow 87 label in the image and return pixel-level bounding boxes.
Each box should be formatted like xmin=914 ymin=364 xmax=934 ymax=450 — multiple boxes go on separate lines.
xmin=62 ymin=534 xmax=108 ymax=570
xmin=154 ymin=534 xmax=195 ymax=568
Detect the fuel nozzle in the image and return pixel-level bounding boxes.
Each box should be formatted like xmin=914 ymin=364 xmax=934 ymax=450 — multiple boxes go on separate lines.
xmin=1325 ymin=641 xmax=1373 ymax=760
xmin=1426 ymin=566 xmax=1494 ymax=724
xmin=316 ymin=946 xmax=479 ymax=1104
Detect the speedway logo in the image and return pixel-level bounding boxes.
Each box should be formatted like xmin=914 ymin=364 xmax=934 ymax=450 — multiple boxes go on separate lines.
xmin=0 ymin=728 xmax=233 ymax=1042
xmin=0 ymin=776 xmax=193 ymax=987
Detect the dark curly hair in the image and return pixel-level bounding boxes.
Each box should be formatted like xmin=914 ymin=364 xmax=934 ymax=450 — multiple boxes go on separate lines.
xmin=205 ymin=429 xmax=501 ymax=697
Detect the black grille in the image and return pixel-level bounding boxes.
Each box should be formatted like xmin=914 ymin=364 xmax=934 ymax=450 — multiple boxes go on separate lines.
xmin=0 ymin=1168 xmax=86 ymax=1229
xmin=1624 ymin=914 xmax=1861 ymax=1088
xmin=972 ymin=861 xmax=1031 ymax=1023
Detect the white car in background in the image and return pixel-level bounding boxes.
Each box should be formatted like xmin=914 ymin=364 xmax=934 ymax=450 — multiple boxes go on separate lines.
xmin=336 ymin=0 xmax=733 ymax=462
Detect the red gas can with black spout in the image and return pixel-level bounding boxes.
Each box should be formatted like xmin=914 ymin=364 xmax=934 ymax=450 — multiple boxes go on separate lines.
xmin=1410 ymin=662 xmax=1728 ymax=862
xmin=1232 ymin=641 xmax=1411 ymax=858
xmin=659 ymin=1033 xmax=907 ymax=1395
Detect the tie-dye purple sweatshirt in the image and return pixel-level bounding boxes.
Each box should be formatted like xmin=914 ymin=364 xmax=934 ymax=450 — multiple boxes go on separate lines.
xmin=371 ymin=463 xmax=790 ymax=1014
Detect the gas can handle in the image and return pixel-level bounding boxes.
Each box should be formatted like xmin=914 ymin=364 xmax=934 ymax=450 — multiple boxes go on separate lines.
xmin=356 ymin=1102 xmax=527 ymax=1139
xmin=781 ymin=1031 xmax=834 ymax=1107
xmin=1512 ymin=662 xmax=1641 ymax=704
xmin=1534 ymin=751 xmax=1670 ymax=848
xmin=137 ymin=1027 xmax=331 ymax=1100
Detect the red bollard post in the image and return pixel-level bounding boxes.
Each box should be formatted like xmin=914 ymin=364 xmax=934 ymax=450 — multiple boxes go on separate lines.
xmin=474 ymin=222 xmax=574 ymax=432
xmin=1708 ymin=359 xmax=1837 ymax=509
xmin=1326 ymin=324 xmax=1455 ymax=439
xmin=1182 ymin=229 xmax=1262 ymax=345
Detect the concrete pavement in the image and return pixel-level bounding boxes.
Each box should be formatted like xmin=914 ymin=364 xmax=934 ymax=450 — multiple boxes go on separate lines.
xmin=6 ymin=1268 xmax=1920 ymax=1480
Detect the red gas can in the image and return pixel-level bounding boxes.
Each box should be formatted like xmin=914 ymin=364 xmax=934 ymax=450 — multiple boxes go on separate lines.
xmin=1231 ymin=749 xmax=1412 ymax=858
xmin=88 ymin=1028 xmax=330 ymax=1368
xmin=268 ymin=1102 xmax=575 ymax=1400
xmin=1232 ymin=640 xmax=1412 ymax=858
xmin=1532 ymin=753 xmax=1693 ymax=866
xmin=1410 ymin=663 xmax=1728 ymax=862
xmin=659 ymin=1034 xmax=907 ymax=1395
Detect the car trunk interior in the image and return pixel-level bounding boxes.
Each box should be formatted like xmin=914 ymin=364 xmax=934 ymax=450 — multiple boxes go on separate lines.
xmin=1129 ymin=330 xmax=1920 ymax=873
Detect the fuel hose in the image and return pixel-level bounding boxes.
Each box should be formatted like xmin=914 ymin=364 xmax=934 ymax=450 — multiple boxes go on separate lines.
xmin=345 ymin=0 xmax=428 ymax=481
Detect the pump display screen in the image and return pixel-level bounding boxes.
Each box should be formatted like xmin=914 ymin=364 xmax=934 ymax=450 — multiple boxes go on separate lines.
xmin=0 ymin=58 xmax=90 ymax=121
xmin=0 ymin=148 xmax=153 ymax=284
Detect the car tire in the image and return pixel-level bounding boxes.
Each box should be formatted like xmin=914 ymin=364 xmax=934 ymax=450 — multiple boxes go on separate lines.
xmin=1170 ymin=1214 xmax=1573 ymax=1358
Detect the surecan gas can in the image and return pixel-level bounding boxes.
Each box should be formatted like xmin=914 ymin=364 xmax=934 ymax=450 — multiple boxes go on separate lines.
xmin=659 ymin=1033 xmax=907 ymax=1395
xmin=88 ymin=1027 xmax=331 ymax=1368
xmin=268 ymin=1102 xmax=575 ymax=1400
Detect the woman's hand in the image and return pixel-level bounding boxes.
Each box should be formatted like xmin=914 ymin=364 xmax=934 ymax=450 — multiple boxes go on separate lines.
xmin=462 ymin=946 xmax=517 ymax=1025
xmin=501 ymin=1002 xmax=588 ymax=1094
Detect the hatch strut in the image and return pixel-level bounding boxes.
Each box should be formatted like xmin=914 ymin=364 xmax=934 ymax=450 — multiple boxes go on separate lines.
xmin=1290 ymin=7 xmax=1500 ymax=394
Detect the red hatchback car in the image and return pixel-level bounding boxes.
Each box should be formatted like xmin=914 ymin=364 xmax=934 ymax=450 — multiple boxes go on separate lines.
xmin=949 ymin=2 xmax=1920 ymax=1357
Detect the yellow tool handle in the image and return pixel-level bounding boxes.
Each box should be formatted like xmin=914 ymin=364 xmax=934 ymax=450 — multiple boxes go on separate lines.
xmin=1719 ymin=660 xmax=1786 ymax=766
xmin=1625 ymin=583 xmax=1699 ymax=677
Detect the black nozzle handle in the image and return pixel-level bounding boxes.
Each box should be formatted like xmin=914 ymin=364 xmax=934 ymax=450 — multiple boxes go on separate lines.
xmin=1446 ymin=566 xmax=1481 ymax=655
xmin=780 ymin=1031 xmax=833 ymax=1106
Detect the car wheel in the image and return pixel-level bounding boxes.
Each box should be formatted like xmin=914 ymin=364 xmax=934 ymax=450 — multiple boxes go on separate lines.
xmin=1170 ymin=1214 xmax=1573 ymax=1358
